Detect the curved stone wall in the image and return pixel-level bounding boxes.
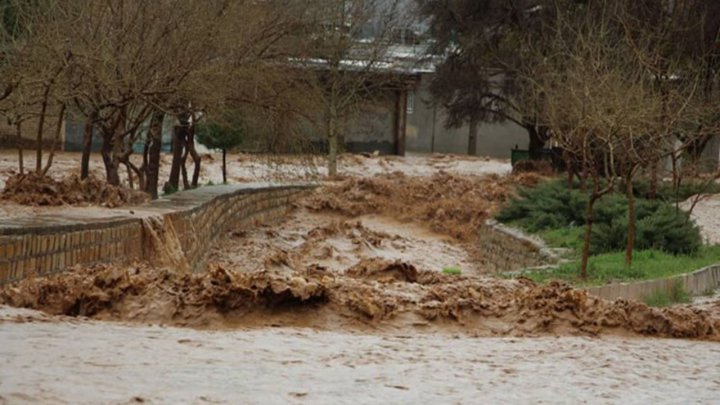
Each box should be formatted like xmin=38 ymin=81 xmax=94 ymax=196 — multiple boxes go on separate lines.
xmin=0 ymin=184 xmax=312 ymax=284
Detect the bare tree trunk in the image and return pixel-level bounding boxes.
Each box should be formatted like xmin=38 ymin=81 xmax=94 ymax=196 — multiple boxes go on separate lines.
xmin=580 ymin=194 xmax=597 ymax=280
xmin=125 ymin=162 xmax=134 ymax=189
xmin=186 ymin=122 xmax=201 ymax=188
xmin=35 ymin=84 xmax=51 ymax=174
xmin=167 ymin=123 xmax=186 ymax=191
xmin=101 ymin=134 xmax=120 ymax=185
xmin=327 ymin=111 xmax=338 ymax=177
xmin=145 ymin=110 xmax=164 ymax=199
xmin=222 ymin=148 xmax=227 ymax=184
xmin=527 ymin=125 xmax=546 ymax=158
xmin=625 ymin=173 xmax=636 ymax=267
xmin=42 ymin=103 xmax=66 ymax=175
xmin=649 ymin=158 xmax=658 ymax=199
xmin=180 ymin=147 xmax=190 ymax=190
xmin=15 ymin=121 xmax=23 ymax=175
xmin=80 ymin=114 xmax=96 ymax=179
xmin=467 ymin=117 xmax=478 ymax=156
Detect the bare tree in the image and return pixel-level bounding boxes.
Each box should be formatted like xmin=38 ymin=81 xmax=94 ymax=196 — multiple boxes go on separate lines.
xmin=302 ymin=0 xmax=408 ymax=176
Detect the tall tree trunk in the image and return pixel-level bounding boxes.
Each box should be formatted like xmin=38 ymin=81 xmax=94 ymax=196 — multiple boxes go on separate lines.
xmin=327 ymin=111 xmax=338 ymax=177
xmin=186 ymin=121 xmax=201 ymax=188
xmin=42 ymin=103 xmax=66 ymax=175
xmin=649 ymin=158 xmax=658 ymax=199
xmin=625 ymin=173 xmax=636 ymax=267
xmin=580 ymin=194 xmax=598 ymax=280
xmin=467 ymin=117 xmax=478 ymax=156
xmin=16 ymin=121 xmax=23 ymax=175
xmin=101 ymin=134 xmax=120 ymax=185
xmin=35 ymin=84 xmax=51 ymax=174
xmin=125 ymin=162 xmax=134 ymax=189
xmin=528 ymin=126 xmax=545 ymax=158
xmin=167 ymin=122 xmax=187 ymax=192
xmin=145 ymin=110 xmax=165 ymax=199
xmin=222 ymin=148 xmax=227 ymax=184
xmin=180 ymin=147 xmax=190 ymax=190
xmin=81 ymin=118 xmax=94 ymax=180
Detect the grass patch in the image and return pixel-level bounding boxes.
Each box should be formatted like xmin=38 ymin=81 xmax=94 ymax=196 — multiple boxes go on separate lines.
xmin=643 ymin=282 xmax=691 ymax=307
xmin=442 ymin=266 xmax=462 ymax=276
xmin=522 ymin=246 xmax=720 ymax=287
xmin=537 ymin=227 xmax=584 ymax=252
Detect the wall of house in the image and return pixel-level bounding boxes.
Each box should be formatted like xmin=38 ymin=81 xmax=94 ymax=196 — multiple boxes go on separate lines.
xmin=405 ymin=75 xmax=528 ymax=159
xmin=342 ymin=93 xmax=397 ymax=154
xmin=0 ymin=115 xmax=65 ymax=150
xmin=63 ymin=115 xmax=174 ymax=153
xmin=700 ymin=135 xmax=720 ymax=172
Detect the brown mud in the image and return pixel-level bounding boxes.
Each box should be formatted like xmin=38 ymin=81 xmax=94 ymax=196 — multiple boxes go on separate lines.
xmin=1 ymin=173 xmax=149 ymax=208
xmin=1 ymin=262 xmax=718 ymax=340
xmin=302 ymin=171 xmax=541 ymax=241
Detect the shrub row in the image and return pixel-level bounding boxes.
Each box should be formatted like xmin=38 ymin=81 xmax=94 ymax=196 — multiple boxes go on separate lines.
xmin=497 ymin=179 xmax=702 ymax=255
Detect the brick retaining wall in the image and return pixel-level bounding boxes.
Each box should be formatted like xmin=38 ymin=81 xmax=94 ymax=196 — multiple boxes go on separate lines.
xmin=0 ymin=184 xmax=312 ymax=283
xmin=479 ymin=219 xmax=559 ymax=272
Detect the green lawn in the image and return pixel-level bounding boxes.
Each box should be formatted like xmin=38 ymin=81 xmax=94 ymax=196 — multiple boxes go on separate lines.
xmin=522 ymin=246 xmax=720 ymax=287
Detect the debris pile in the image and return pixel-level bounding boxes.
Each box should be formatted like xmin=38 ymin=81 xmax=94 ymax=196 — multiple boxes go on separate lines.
xmin=1 ymin=173 xmax=149 ymax=208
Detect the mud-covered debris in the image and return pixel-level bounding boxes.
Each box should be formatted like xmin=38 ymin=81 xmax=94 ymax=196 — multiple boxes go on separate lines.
xmin=302 ymin=172 xmax=529 ymax=241
xmin=1 ymin=263 xmax=718 ymax=340
xmin=346 ymin=259 xmax=418 ymax=283
xmin=1 ymin=173 xmax=149 ymax=208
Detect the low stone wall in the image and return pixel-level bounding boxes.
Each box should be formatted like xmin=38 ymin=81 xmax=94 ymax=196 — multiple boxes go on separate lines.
xmin=0 ymin=184 xmax=312 ymax=284
xmin=585 ymin=264 xmax=720 ymax=302
xmin=480 ymin=220 xmax=560 ymax=272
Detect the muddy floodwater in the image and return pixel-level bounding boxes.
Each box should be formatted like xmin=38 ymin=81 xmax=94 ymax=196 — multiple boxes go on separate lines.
xmin=1 ymin=307 xmax=719 ymax=404
xmin=2 ymin=153 xmax=720 ymax=403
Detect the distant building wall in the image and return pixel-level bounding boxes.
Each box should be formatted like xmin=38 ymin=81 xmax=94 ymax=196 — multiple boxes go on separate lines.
xmin=343 ymin=92 xmax=397 ymax=154
xmin=406 ymin=74 xmax=528 ymax=159
xmin=299 ymin=87 xmax=405 ymax=156
xmin=63 ymin=116 xmax=174 ymax=153
xmin=700 ymin=135 xmax=720 ymax=171
xmin=0 ymin=114 xmax=65 ymax=150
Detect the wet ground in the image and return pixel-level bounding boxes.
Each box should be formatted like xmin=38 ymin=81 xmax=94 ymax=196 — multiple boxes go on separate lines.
xmin=1 ymin=307 xmax=719 ymax=404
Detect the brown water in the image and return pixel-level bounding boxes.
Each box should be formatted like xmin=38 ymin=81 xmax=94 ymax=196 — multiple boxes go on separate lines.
xmin=1 ymin=306 xmax=719 ymax=404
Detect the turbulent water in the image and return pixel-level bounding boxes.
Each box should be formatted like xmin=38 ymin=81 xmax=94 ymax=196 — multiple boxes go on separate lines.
xmin=2 ymin=156 xmax=720 ymax=403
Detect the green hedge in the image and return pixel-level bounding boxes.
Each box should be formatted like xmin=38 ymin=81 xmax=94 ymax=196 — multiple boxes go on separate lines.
xmin=497 ymin=179 xmax=702 ymax=255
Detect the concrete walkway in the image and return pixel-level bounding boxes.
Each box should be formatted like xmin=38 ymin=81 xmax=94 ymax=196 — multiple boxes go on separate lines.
xmin=0 ymin=183 xmax=311 ymax=235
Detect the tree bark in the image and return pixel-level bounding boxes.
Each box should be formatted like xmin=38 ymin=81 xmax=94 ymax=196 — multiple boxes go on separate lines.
xmin=649 ymin=158 xmax=658 ymax=199
xmin=327 ymin=111 xmax=338 ymax=177
xmin=625 ymin=173 xmax=636 ymax=267
xmin=167 ymin=122 xmax=187 ymax=192
xmin=42 ymin=103 xmax=66 ymax=175
xmin=145 ymin=110 xmax=165 ymax=199
xmin=186 ymin=121 xmax=201 ymax=188
xmin=35 ymin=84 xmax=51 ymax=174
xmin=580 ymin=194 xmax=597 ymax=280
xmin=101 ymin=134 xmax=120 ymax=185
xmin=222 ymin=148 xmax=227 ymax=184
xmin=15 ymin=121 xmax=23 ymax=175
xmin=528 ymin=126 xmax=546 ymax=159
xmin=81 ymin=117 xmax=94 ymax=180
xmin=125 ymin=162 xmax=134 ymax=189
xmin=467 ymin=117 xmax=479 ymax=156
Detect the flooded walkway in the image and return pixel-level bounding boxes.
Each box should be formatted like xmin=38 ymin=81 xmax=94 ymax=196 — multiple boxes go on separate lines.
xmin=1 ymin=307 xmax=718 ymax=404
